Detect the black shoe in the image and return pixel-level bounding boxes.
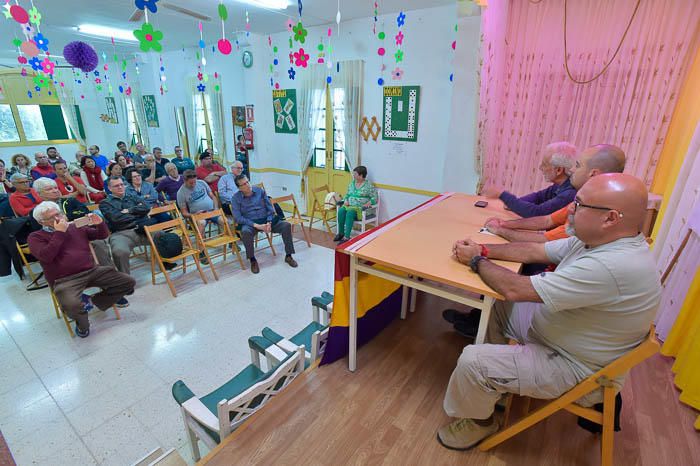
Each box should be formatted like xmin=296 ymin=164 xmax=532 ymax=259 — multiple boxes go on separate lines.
xmin=337 ymin=238 xmax=349 ymax=246
xmin=115 ymin=298 xmax=129 ymax=308
xmin=453 ymin=320 xmax=479 ymax=339
xmin=333 ymin=233 xmax=344 ymax=242
xmin=199 ymin=252 xmax=209 ymax=265
xmin=442 ymin=308 xmax=481 ymax=326
xmin=163 ymin=262 xmax=177 ymax=270
xmin=75 ymin=324 xmax=90 ymax=338
xmin=285 ymin=255 xmax=298 ymax=268
xmin=250 ymin=260 xmax=260 ymax=274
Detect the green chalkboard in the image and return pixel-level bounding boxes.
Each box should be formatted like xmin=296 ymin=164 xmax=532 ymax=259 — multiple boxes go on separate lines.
xmin=142 ymin=95 xmax=159 ymax=128
xmin=272 ymin=89 xmax=297 ymax=134
xmin=39 ymin=105 xmax=69 ymax=140
xmin=382 ymin=86 xmax=420 ymax=142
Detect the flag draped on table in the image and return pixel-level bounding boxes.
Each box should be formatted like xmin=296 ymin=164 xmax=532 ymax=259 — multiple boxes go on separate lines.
xmin=321 ymin=195 xmax=442 ymax=365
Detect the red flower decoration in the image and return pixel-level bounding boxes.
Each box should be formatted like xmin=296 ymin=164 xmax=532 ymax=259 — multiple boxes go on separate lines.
xmin=293 ymin=48 xmax=309 ymax=68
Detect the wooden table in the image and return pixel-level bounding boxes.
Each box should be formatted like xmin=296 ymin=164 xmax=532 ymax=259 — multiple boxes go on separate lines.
xmin=344 ymin=193 xmax=521 ymax=371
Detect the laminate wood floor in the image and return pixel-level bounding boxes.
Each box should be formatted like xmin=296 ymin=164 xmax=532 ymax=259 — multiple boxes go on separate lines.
xmin=202 ymin=292 xmax=700 ymax=466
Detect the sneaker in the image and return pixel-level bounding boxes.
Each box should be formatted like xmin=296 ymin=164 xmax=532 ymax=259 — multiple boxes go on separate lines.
xmin=80 ymin=293 xmax=94 ymax=313
xmin=250 ymin=260 xmax=260 ymax=274
xmin=437 ymin=418 xmax=499 ymax=451
xmin=285 ymin=255 xmax=298 ymax=268
xmin=199 ymin=252 xmax=209 ymax=265
xmin=333 ymin=233 xmax=344 ymax=242
xmin=115 ymin=298 xmax=129 ymax=308
xmin=75 ymin=324 xmax=90 ymax=338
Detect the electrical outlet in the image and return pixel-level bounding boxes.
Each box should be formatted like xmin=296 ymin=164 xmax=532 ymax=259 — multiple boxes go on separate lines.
xmin=282 ymin=186 xmax=288 ymax=191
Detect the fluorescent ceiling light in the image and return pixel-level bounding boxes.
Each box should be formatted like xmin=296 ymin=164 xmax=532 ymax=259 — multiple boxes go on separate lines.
xmin=76 ymin=24 xmax=138 ymax=42
xmin=238 ymin=0 xmax=290 ymax=10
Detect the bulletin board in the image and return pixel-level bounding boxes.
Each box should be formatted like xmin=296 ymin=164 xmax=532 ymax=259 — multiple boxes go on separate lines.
xmin=382 ymin=86 xmax=420 ymax=142
xmin=142 ymin=94 xmax=159 ymax=128
xmin=272 ymin=89 xmax=297 ymax=134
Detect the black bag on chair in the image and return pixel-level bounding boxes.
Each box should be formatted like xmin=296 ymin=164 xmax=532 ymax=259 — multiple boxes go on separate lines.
xmin=154 ymin=232 xmax=183 ymax=270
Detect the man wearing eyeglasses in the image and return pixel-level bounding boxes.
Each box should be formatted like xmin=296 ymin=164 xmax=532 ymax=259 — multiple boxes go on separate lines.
xmin=9 ymin=173 xmax=41 ymax=216
xmin=438 ymin=173 xmax=660 ymax=450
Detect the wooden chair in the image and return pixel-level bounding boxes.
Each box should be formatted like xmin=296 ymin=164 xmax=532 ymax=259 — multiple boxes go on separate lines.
xmin=16 ymin=241 xmax=41 ymax=283
xmin=149 ymin=202 xmax=181 ymax=219
xmin=86 ymin=203 xmax=100 ymax=212
xmin=337 ymin=191 xmax=381 ymax=237
xmin=191 ymin=209 xmax=246 ymax=280
xmin=270 ymin=194 xmax=311 ymax=248
xmin=172 ymin=344 xmax=305 ymax=461
xmin=307 ymin=184 xmax=335 ymax=236
xmin=478 ymin=325 xmax=661 ymax=466
xmin=144 ymin=217 xmax=208 ymax=297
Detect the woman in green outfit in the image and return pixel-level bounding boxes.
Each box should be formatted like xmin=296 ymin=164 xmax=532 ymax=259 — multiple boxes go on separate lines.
xmin=334 ymin=165 xmax=377 ymax=243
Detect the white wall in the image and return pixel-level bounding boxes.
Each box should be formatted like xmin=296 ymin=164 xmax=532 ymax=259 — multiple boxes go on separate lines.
xmin=1 ymin=142 xmax=80 ymax=164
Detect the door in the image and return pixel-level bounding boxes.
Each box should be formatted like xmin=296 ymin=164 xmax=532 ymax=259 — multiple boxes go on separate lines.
xmin=306 ymin=85 xmax=352 ymax=213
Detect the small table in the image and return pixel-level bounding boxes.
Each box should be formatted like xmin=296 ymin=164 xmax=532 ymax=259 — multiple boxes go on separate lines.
xmin=343 ymin=193 xmax=521 ymax=371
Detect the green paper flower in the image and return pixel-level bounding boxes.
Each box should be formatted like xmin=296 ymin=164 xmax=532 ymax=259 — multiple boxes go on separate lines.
xmin=293 ymin=22 xmax=308 ymax=44
xmin=133 ymin=23 xmax=164 ymax=53
xmin=33 ymin=75 xmax=49 ymax=88
xmin=12 ymin=38 xmax=22 ymax=48
xmin=28 ymin=6 xmax=41 ymax=26
xmin=394 ymin=49 xmax=404 ymax=63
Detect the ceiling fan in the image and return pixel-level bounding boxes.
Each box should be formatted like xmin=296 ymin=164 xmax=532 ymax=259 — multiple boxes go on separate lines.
xmin=129 ymin=2 xmax=212 ymax=22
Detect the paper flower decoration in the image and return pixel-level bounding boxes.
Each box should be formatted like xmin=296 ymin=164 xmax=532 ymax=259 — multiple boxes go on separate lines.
xmin=95 ymin=78 xmax=102 ymax=84
xmin=293 ymin=22 xmax=308 ymax=44
xmin=33 ymin=33 xmax=49 ymax=51
xmin=27 ymin=91 xmax=32 ymax=98
xmin=93 ymin=70 xmax=100 ymax=76
xmin=17 ymin=56 xmax=27 ymax=65
xmin=28 ymin=57 xmax=42 ymax=71
xmin=134 ymin=0 xmax=159 ymax=13
xmin=395 ymin=31 xmax=404 ymax=46
xmin=391 ymin=67 xmax=404 ymax=80
xmin=33 ymin=75 xmax=49 ymax=88
xmin=298 ymin=0 xmax=303 ymax=16
xmin=41 ymin=58 xmax=55 ymax=75
xmin=21 ymin=40 xmax=40 ymax=57
xmin=12 ymin=38 xmax=22 ymax=48
xmin=28 ymin=6 xmax=41 ymax=25
xmin=197 ymin=72 xmax=203 ymax=81
xmin=293 ymin=48 xmax=309 ymax=68
xmin=22 ymin=24 xmax=35 ymax=37
xmin=10 ymin=5 xmax=29 ymax=24
xmin=394 ymin=49 xmax=404 ymax=63
xmin=397 ymin=11 xmax=406 ymax=27
xmin=125 ymin=87 xmax=132 ymax=96
xmin=21 ymin=68 xmax=28 ymax=77
xmin=197 ymin=83 xmax=206 ymax=92
xmin=63 ymin=41 xmax=99 ymax=72
xmin=286 ymin=19 xmax=294 ymax=32
xmin=133 ymin=23 xmax=163 ymax=52
xmin=288 ymin=67 xmax=296 ymax=80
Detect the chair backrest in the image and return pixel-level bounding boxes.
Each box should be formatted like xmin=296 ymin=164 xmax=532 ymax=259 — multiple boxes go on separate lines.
xmin=255 ymin=181 xmax=266 ymax=192
xmin=270 ymin=194 xmax=301 ymax=219
xmin=149 ymin=202 xmax=180 ymax=218
xmin=191 ymin=208 xmax=233 ymax=239
xmin=592 ymin=325 xmax=659 ymax=382
xmin=217 ymin=346 xmax=306 ymax=438
xmin=144 ymin=217 xmax=196 ymax=250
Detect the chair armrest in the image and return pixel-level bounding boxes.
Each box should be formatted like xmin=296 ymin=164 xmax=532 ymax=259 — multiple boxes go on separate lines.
xmin=261 ymin=326 xmax=284 ymax=344
xmin=181 ymin=397 xmax=220 ymax=432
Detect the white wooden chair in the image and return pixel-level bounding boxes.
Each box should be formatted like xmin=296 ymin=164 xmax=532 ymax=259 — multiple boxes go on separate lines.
xmin=172 ymin=344 xmax=305 ymax=461
xmin=336 ymin=191 xmax=381 ymax=237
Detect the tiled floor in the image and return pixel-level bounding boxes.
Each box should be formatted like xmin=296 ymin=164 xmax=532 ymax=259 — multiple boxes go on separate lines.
xmin=0 ymin=236 xmax=334 ymax=465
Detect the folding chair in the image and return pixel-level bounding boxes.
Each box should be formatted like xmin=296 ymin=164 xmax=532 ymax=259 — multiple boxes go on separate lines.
xmin=478 ymin=325 xmax=660 ymax=466
xmin=144 ymin=217 xmax=208 ymax=297
xmin=172 ymin=344 xmax=305 ymax=461
xmin=270 ymin=194 xmax=311 ymax=248
xmin=336 ymin=191 xmax=381 ymax=237
xmin=307 ymin=184 xmax=335 ymax=236
xmin=149 ymin=202 xmax=181 ymax=219
xmin=16 ymin=241 xmax=41 ymax=283
xmin=191 ymin=209 xmax=246 ymax=280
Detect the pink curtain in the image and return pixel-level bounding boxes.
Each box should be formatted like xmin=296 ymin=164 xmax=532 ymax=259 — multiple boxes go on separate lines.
xmin=477 ymin=0 xmax=700 ymax=195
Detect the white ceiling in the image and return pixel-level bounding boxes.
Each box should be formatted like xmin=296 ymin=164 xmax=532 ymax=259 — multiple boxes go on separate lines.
xmin=0 ymin=0 xmax=454 ymax=66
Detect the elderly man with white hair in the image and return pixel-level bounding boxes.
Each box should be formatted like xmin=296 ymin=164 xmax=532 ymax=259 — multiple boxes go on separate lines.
xmin=27 ymin=201 xmax=135 ymax=338
xmin=217 ymin=161 xmax=244 ymax=215
xmin=480 ymin=142 xmax=578 ymax=218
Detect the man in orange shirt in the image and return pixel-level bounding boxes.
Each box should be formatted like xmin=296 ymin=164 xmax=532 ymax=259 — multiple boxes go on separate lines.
xmin=483 ymin=144 xmax=626 ymax=243
xmin=195 ymin=150 xmax=227 ymax=193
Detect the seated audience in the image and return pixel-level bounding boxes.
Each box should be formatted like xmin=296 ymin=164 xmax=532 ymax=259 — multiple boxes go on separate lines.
xmin=156 ymin=163 xmax=184 ymax=202
xmin=105 ymin=162 xmax=127 ymax=194
xmin=9 ymin=173 xmax=41 ymax=216
xmin=481 ymin=142 xmax=578 ymax=217
xmin=217 ymin=161 xmax=244 ymax=215
xmin=68 ymin=151 xmax=84 ymax=176
xmin=127 ymin=170 xmax=160 ymax=207
xmin=334 ymin=165 xmax=377 ymax=244
xmin=79 ymin=156 xmax=107 ymax=203
xmin=484 ymin=144 xmax=626 ymax=243
xmin=53 ymin=161 xmax=89 ymax=204
xmin=46 ymin=146 xmax=65 ymax=166
xmin=153 ymin=147 xmax=169 ymax=168
xmin=88 ymin=145 xmax=110 ymax=172
xmin=176 ymin=170 xmax=226 ymax=263
xmin=100 ymin=177 xmax=154 ymax=277
xmin=10 ymin=153 xmax=32 ymax=178
xmin=196 ymin=150 xmax=226 ymax=193
xmin=438 ymin=173 xmax=660 ymax=450
xmin=171 ymin=146 xmax=195 ymax=174
xmin=231 ymin=174 xmax=297 ymax=274
xmin=132 ymin=143 xmax=148 ymax=168
xmin=141 ymin=153 xmax=166 ymax=185
xmin=115 ymin=154 xmax=132 ymax=171
xmin=116 ymin=141 xmax=135 ymax=162
xmin=30 ymin=152 xmax=57 ymax=180
xmin=28 ymin=201 xmax=135 ymax=337
xmin=0 ymin=159 xmax=14 ymax=194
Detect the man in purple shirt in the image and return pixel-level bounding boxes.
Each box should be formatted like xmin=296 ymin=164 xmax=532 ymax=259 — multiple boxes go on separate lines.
xmin=28 ymin=201 xmax=135 ymax=337
xmin=156 ymin=163 xmax=184 ymax=201
xmin=481 ymin=142 xmax=578 ymax=218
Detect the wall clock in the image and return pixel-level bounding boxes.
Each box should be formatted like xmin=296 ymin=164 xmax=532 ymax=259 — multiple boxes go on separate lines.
xmin=242 ymin=50 xmax=253 ymax=68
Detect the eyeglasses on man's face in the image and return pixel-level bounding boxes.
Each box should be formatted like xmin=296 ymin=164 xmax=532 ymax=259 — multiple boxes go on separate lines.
xmin=572 ymin=197 xmax=623 ymax=218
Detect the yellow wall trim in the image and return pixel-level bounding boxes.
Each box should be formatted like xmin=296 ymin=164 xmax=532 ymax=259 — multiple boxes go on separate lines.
xmin=0 ymin=139 xmax=78 ymax=148
xmin=250 ymin=166 xmax=440 ymax=197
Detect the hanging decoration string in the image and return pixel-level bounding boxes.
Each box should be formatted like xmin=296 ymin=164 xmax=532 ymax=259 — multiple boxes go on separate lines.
xmin=564 ymin=0 xmax=641 ymax=85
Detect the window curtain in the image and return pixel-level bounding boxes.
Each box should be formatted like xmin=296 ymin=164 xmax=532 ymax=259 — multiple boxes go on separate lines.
xmin=334 ymin=60 xmax=364 ymax=170
xmin=185 ymin=76 xmax=201 ymax=157
xmin=477 ymin=0 xmax=700 ymax=195
xmin=129 ymin=83 xmax=150 ymax=150
xmin=57 ymin=81 xmax=86 ymax=148
xmin=298 ymin=64 xmax=328 ymax=196
xmin=207 ymin=84 xmax=227 ymax=164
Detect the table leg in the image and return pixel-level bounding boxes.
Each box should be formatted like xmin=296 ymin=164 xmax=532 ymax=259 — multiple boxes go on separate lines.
xmin=409 ymin=288 xmax=417 ymax=313
xmin=349 ymin=255 xmax=358 ymax=372
xmin=401 ymin=285 xmax=408 ymax=320
xmin=475 ymin=296 xmax=495 ymax=344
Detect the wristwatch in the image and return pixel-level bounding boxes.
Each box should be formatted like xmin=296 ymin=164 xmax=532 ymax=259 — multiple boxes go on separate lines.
xmin=469 ymin=255 xmax=487 ymax=273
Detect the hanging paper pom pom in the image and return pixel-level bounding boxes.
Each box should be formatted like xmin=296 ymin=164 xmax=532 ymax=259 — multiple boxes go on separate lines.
xmin=218 ymin=38 xmax=232 ymax=55
xmin=63 ymin=41 xmax=99 ymax=72
xmin=10 ymin=5 xmax=30 ymax=24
